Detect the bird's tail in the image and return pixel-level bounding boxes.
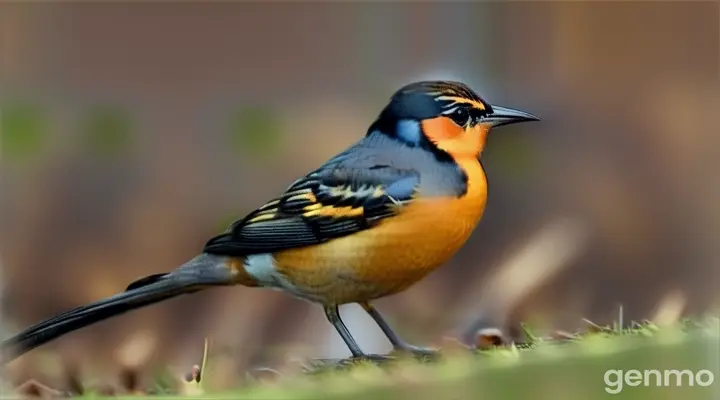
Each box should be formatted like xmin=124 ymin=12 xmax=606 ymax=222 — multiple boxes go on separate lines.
xmin=1 ymin=253 xmax=236 ymax=364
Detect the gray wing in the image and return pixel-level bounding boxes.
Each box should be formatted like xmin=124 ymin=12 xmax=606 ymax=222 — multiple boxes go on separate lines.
xmin=203 ymin=157 xmax=420 ymax=256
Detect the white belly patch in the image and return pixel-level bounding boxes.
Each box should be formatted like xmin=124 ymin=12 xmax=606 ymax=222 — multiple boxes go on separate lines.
xmin=244 ymin=253 xmax=280 ymax=285
xmin=244 ymin=253 xmax=317 ymax=300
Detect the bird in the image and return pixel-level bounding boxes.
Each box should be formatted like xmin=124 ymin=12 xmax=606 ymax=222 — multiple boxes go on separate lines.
xmin=1 ymin=80 xmax=539 ymax=364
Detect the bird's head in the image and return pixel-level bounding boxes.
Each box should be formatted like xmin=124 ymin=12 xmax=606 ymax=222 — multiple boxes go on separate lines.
xmin=369 ymin=81 xmax=539 ymax=160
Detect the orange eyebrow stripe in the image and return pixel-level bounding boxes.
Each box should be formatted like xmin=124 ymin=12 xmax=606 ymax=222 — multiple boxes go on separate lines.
xmin=421 ymin=116 xmax=464 ymax=141
xmin=435 ymin=96 xmax=486 ymax=110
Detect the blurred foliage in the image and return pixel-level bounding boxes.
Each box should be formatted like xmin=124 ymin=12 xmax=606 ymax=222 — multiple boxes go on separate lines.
xmin=1 ymin=103 xmax=46 ymax=162
xmin=229 ymin=106 xmax=282 ymax=159
xmin=80 ymin=106 xmax=133 ymax=158
xmin=1 ymin=104 xmax=134 ymax=163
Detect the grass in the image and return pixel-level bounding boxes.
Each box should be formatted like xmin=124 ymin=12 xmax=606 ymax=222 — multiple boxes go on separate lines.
xmin=25 ymin=316 xmax=715 ymax=400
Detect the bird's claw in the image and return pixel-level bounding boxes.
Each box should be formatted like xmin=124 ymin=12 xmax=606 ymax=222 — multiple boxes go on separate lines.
xmin=346 ymin=353 xmax=396 ymax=365
xmin=391 ymin=345 xmax=441 ymax=361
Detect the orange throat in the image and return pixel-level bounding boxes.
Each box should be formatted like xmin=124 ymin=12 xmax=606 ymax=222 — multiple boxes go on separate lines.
xmin=421 ymin=118 xmax=490 ymax=158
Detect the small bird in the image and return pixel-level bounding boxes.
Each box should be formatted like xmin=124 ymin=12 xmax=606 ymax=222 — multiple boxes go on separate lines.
xmin=1 ymin=81 xmax=538 ymax=363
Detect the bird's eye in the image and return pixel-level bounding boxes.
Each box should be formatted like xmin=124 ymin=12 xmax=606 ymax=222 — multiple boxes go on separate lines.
xmin=449 ymin=107 xmax=471 ymax=127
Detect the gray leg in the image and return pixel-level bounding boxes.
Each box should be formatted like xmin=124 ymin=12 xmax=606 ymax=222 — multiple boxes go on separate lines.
xmin=323 ymin=305 xmax=395 ymax=363
xmin=360 ymin=302 xmax=439 ymax=357
xmin=324 ymin=305 xmax=364 ymax=357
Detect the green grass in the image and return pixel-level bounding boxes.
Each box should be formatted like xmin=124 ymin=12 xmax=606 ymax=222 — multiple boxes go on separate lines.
xmin=65 ymin=318 xmax=719 ymax=400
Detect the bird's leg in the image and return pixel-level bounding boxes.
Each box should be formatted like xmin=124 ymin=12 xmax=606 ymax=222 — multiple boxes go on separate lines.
xmin=323 ymin=305 xmax=392 ymax=363
xmin=360 ymin=302 xmax=439 ymax=359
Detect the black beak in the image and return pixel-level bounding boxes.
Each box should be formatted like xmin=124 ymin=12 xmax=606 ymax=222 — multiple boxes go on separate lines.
xmin=485 ymin=105 xmax=540 ymax=128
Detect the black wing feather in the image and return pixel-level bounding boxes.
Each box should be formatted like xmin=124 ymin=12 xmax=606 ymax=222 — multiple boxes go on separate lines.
xmin=203 ymin=165 xmax=419 ymax=256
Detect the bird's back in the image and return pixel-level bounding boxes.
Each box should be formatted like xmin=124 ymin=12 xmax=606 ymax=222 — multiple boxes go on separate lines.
xmin=325 ymin=132 xmax=470 ymax=197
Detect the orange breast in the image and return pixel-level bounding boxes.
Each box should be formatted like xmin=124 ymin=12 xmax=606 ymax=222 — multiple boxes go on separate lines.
xmin=272 ymin=157 xmax=488 ymax=304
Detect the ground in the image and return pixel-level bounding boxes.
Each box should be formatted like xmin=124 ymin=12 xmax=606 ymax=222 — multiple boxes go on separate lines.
xmin=18 ymin=317 xmax=715 ymax=400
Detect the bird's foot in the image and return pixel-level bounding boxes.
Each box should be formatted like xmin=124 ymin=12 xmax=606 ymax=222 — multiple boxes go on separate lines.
xmin=302 ymin=354 xmax=394 ymax=373
xmin=347 ymin=353 xmax=396 ymax=365
xmin=391 ymin=344 xmax=441 ymax=361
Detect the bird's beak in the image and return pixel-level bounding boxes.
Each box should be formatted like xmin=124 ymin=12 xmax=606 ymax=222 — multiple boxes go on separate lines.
xmin=485 ymin=105 xmax=540 ymax=128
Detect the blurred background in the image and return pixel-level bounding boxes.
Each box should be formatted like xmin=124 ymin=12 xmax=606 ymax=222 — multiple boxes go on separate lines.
xmin=1 ymin=1 xmax=718 ymax=391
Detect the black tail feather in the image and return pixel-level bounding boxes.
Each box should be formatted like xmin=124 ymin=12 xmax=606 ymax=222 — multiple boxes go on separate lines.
xmin=125 ymin=273 xmax=169 ymax=291
xmin=1 ymin=254 xmax=234 ymax=364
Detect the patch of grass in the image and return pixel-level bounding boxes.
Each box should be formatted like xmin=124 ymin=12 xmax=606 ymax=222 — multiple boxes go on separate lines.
xmin=45 ymin=317 xmax=717 ymax=400
xmin=225 ymin=319 xmax=717 ymax=400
